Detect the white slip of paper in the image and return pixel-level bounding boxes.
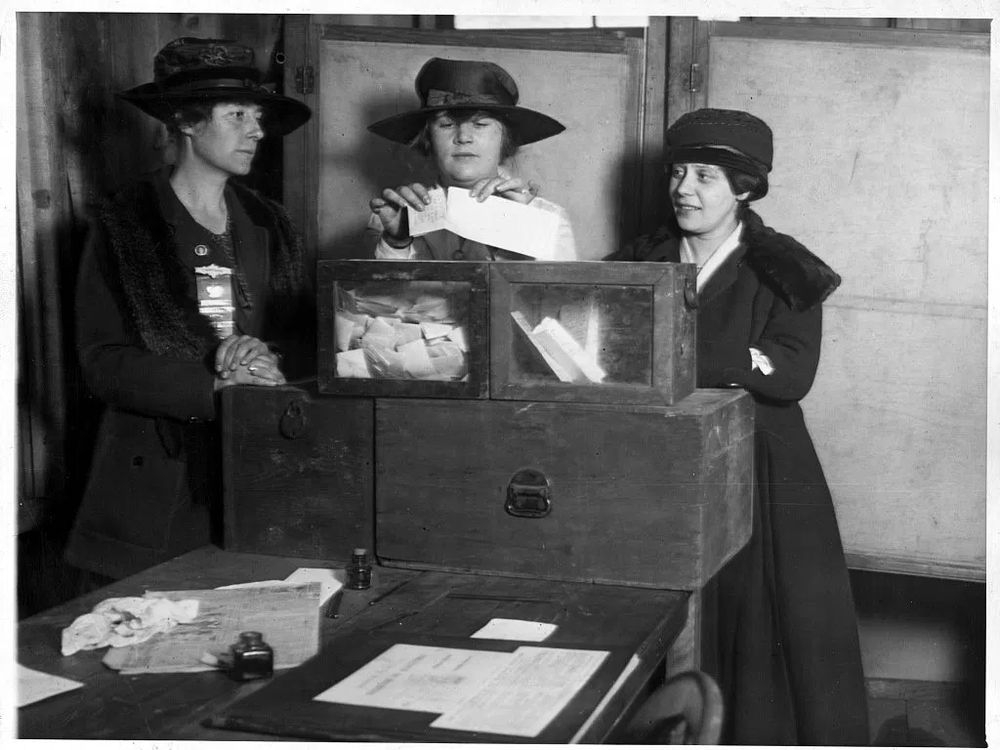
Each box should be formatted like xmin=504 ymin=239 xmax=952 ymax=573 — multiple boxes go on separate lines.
xmin=430 ymin=646 xmax=609 ymax=737
xmin=406 ymin=186 xmax=449 ymax=235
xmin=408 ymin=187 xmax=560 ymax=260
xmin=470 ymin=618 xmax=557 ymax=642
xmin=18 ymin=665 xmax=84 ymax=707
xmin=446 ymin=188 xmax=560 ymax=259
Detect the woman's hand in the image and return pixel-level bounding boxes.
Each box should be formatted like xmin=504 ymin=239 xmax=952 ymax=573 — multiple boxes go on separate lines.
xmin=469 ymin=176 xmax=538 ymax=205
xmin=213 ymin=359 xmax=285 ymax=390
xmin=214 ymin=335 xmax=285 ymax=383
xmin=370 ymin=183 xmax=434 ymax=242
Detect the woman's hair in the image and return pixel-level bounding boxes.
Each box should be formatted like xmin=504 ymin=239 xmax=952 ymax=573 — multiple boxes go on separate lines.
xmin=165 ymin=101 xmax=217 ymax=138
xmin=723 ymin=167 xmax=765 ymax=216
xmin=410 ymin=109 xmax=520 ymax=161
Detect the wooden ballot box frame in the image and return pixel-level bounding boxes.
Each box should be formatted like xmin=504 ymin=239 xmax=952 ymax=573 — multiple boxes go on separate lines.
xmin=490 ymin=261 xmax=697 ymax=405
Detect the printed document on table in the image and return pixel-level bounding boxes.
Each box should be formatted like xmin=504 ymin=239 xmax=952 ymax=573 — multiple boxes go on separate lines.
xmin=314 ymin=643 xmax=609 ymax=738
xmin=312 ymin=644 xmax=512 ymax=713
xmin=431 ymin=646 xmax=609 ymax=737
xmin=408 ymin=187 xmax=560 ymax=260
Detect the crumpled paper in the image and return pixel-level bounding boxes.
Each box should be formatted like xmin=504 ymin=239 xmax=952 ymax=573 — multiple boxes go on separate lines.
xmin=61 ymin=596 xmax=200 ymax=656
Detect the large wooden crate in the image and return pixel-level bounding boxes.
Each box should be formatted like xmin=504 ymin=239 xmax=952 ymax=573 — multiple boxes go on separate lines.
xmin=375 ymin=389 xmax=753 ymax=590
xmin=220 ymin=383 xmax=374 ymax=559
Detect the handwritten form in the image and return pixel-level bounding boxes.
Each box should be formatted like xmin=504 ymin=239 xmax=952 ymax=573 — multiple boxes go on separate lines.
xmin=407 ymin=187 xmax=561 ymax=260
xmin=313 ymin=643 xmax=608 ymax=738
xmin=101 ymin=583 xmax=321 ymax=674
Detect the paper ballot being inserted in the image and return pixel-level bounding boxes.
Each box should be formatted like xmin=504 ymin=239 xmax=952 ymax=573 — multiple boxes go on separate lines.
xmin=408 ymin=186 xmax=561 ymax=260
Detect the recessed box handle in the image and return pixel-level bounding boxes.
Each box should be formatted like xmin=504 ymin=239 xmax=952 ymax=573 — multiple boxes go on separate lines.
xmin=505 ymin=469 xmax=552 ymax=518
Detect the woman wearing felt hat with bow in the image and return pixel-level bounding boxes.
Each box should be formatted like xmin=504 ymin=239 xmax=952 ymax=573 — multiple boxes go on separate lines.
xmin=610 ymin=109 xmax=869 ymax=745
xmin=66 ymin=38 xmax=314 ymax=583
xmin=366 ymin=57 xmax=577 ymax=261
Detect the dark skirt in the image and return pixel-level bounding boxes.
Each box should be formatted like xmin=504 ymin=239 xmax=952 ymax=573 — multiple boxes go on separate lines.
xmin=706 ymin=400 xmax=870 ymax=745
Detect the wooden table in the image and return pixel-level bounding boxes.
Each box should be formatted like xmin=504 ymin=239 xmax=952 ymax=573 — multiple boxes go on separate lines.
xmin=18 ymin=545 xmax=688 ymax=742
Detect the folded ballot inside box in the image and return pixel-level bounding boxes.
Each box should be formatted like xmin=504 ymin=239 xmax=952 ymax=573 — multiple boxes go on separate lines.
xmin=318 ymin=260 xmax=489 ymax=399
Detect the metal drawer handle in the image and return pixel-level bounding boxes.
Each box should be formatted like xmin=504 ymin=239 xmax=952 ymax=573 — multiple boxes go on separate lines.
xmin=279 ymin=399 xmax=307 ymax=439
xmin=505 ymin=468 xmax=552 ymax=518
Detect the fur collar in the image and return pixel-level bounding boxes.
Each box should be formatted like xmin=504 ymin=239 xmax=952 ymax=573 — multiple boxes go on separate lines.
xmin=616 ymin=209 xmax=841 ymax=311
xmin=97 ymin=173 xmax=304 ymax=359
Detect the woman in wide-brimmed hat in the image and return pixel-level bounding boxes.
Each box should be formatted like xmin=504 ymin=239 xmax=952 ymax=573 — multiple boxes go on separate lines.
xmin=366 ymin=57 xmax=577 ymax=261
xmin=609 ymin=108 xmax=869 ymax=745
xmin=66 ymin=37 xmax=315 ymax=584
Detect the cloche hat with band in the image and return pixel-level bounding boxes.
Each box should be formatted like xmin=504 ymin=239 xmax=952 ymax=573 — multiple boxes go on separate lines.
xmin=118 ymin=37 xmax=311 ymax=136
xmin=666 ymin=108 xmax=773 ymax=199
xmin=368 ymin=57 xmax=565 ymax=146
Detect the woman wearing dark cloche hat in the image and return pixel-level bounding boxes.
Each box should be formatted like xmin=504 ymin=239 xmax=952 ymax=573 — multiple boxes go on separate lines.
xmin=609 ymin=108 xmax=869 ymax=745
xmin=366 ymin=57 xmax=577 ymax=261
xmin=66 ymin=37 xmax=315 ymax=585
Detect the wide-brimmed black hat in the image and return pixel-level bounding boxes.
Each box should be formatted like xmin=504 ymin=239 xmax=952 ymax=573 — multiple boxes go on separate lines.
xmin=118 ymin=37 xmax=311 ymax=136
xmin=666 ymin=108 xmax=773 ymax=199
xmin=368 ymin=57 xmax=565 ymax=146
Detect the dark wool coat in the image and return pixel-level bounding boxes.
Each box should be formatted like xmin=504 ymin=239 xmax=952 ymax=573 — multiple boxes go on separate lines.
xmin=610 ymin=210 xmax=869 ymax=746
xmin=66 ymin=169 xmax=314 ymax=580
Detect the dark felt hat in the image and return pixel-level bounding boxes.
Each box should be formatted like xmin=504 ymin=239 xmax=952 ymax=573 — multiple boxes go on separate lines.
xmin=118 ymin=37 xmax=311 ymax=136
xmin=368 ymin=57 xmax=565 ymax=146
xmin=666 ymin=108 xmax=773 ymax=199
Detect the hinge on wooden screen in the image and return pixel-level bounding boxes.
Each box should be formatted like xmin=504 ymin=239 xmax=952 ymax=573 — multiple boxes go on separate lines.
xmin=295 ymin=66 xmax=314 ymax=95
xmin=688 ymin=63 xmax=703 ymax=93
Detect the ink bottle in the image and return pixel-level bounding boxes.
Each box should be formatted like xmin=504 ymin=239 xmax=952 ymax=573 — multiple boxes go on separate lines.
xmin=228 ymin=631 xmax=273 ymax=681
xmin=347 ymin=548 xmax=372 ymax=590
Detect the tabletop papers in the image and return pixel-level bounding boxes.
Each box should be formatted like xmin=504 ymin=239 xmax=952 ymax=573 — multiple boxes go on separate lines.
xmin=217 ymin=567 xmax=344 ymax=607
xmin=407 ymin=186 xmax=561 ymax=260
xmin=313 ymin=643 xmax=608 ymax=738
xmin=18 ymin=665 xmax=84 ymax=708
xmin=101 ymin=582 xmax=321 ymax=674
xmin=470 ymin=617 xmax=558 ymax=642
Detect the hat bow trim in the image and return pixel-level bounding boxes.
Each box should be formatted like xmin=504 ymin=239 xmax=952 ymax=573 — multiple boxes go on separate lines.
xmin=425 ymin=89 xmax=508 ymax=107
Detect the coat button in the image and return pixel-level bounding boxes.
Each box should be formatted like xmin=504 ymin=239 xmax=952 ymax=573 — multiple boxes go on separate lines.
xmin=194 ymin=244 xmax=209 ymax=257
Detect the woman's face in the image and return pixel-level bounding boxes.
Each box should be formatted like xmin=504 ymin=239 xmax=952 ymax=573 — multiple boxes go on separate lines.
xmin=669 ymin=162 xmax=748 ymax=240
xmin=428 ymin=110 xmax=505 ymax=188
xmin=181 ymin=102 xmax=265 ymax=177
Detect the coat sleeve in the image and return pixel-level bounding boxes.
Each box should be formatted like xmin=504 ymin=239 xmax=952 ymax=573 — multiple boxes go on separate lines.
xmin=76 ymin=220 xmax=218 ymax=421
xmin=738 ymin=297 xmax=823 ymax=402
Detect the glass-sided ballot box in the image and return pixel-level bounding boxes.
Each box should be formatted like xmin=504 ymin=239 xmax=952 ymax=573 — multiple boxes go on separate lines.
xmin=233 ymin=258 xmax=751 ymax=592
xmin=318 ymin=260 xmax=697 ymax=404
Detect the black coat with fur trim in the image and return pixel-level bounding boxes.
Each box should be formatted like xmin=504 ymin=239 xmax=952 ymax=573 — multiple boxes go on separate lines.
xmin=609 ymin=211 xmax=869 ymax=744
xmin=67 ymin=170 xmax=314 ymax=580
xmin=609 ymin=209 xmax=841 ymax=400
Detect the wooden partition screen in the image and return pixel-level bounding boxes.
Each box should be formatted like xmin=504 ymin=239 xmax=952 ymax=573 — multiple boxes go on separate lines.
xmin=670 ymin=20 xmax=989 ymax=580
xmin=282 ymin=20 xmax=666 ymax=262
